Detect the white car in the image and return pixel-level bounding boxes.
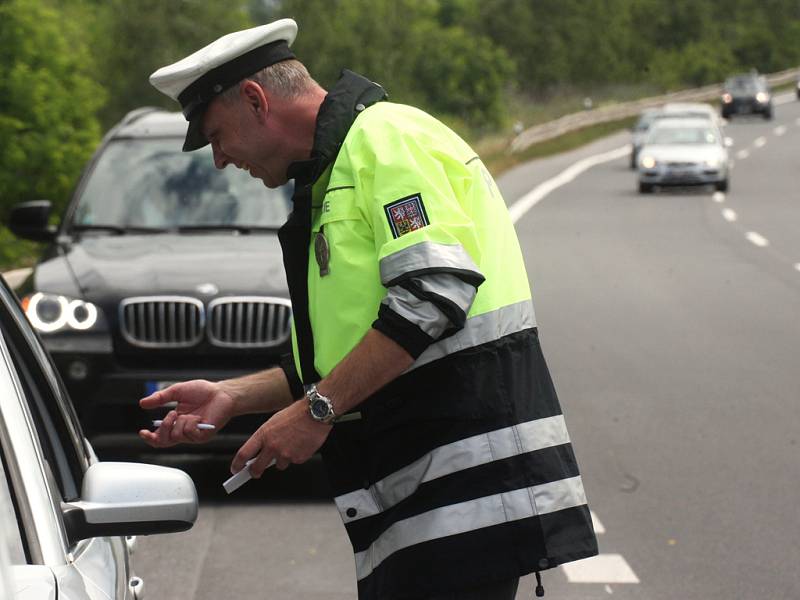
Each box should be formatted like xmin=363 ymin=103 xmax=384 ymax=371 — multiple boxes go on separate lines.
xmin=637 ymin=117 xmax=732 ymax=194
xmin=630 ymin=103 xmax=723 ymax=169
xmin=0 ymin=275 xmax=198 ymax=599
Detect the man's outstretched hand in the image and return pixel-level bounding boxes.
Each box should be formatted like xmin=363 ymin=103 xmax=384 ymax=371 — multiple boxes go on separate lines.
xmin=138 ymin=379 xmax=236 ymax=447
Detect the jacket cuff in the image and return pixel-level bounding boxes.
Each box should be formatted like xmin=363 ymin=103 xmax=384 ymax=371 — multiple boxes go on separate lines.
xmin=279 ymin=353 xmax=306 ymax=400
xmin=372 ymin=303 xmax=435 ymax=359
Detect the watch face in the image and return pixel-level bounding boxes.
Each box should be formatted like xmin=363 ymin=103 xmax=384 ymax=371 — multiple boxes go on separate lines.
xmin=310 ymin=398 xmax=329 ymax=419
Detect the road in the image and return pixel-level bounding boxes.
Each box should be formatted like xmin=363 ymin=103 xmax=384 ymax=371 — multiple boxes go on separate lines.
xmin=133 ymin=94 xmax=800 ymax=599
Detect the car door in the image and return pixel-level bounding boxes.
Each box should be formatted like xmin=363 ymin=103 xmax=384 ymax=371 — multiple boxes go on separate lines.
xmin=0 ymin=277 xmax=134 ymax=600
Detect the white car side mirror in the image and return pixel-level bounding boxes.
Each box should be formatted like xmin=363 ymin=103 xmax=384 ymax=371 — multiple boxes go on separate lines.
xmin=62 ymin=462 xmax=198 ymax=545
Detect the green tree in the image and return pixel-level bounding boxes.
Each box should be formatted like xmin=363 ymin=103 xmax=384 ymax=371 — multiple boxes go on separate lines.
xmin=91 ymin=0 xmax=254 ymax=128
xmin=0 ymin=0 xmax=105 ymax=215
xmin=272 ymin=0 xmax=513 ymax=128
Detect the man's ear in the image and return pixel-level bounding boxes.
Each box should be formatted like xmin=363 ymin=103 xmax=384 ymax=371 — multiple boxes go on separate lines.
xmin=240 ymin=80 xmax=268 ymax=121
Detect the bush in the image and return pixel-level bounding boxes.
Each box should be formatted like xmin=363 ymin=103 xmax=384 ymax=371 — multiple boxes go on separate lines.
xmin=0 ymin=0 xmax=105 ymax=223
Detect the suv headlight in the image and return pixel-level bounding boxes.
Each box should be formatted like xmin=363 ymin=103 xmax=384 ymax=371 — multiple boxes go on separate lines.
xmin=22 ymin=293 xmax=101 ymax=333
xmin=755 ymin=92 xmax=770 ymax=103
xmin=721 ymin=93 xmax=733 ymax=104
xmin=704 ymin=157 xmax=720 ymax=168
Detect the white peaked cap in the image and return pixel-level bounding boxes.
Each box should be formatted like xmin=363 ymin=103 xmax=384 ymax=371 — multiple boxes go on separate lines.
xmin=149 ymin=18 xmax=298 ymax=151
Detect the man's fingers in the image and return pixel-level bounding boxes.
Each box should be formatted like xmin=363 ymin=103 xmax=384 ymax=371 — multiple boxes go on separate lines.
xmin=231 ymin=435 xmax=263 ymax=474
xmin=176 ymin=415 xmax=206 ymax=443
xmin=138 ymin=429 xmax=161 ymax=447
xmin=139 ymin=389 xmax=170 ymax=410
xmin=155 ymin=410 xmax=179 ymax=446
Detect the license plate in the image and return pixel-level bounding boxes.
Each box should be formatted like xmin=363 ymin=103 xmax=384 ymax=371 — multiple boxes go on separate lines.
xmin=144 ymin=380 xmax=179 ymax=396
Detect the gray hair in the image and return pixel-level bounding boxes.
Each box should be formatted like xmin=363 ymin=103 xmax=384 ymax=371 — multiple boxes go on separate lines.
xmin=219 ymin=59 xmax=317 ymax=103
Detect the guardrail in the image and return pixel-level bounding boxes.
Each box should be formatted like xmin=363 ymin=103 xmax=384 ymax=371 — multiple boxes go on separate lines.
xmin=2 ymin=268 xmax=32 ymax=290
xmin=510 ymin=66 xmax=800 ymax=153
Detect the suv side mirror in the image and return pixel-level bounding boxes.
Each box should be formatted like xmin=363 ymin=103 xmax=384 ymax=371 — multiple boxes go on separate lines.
xmin=62 ymin=462 xmax=198 ymax=545
xmin=7 ymin=201 xmax=57 ymax=243
xmin=724 ymin=137 xmax=734 ymax=148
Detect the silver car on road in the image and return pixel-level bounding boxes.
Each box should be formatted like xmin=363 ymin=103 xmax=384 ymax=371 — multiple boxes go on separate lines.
xmin=637 ymin=117 xmax=731 ymax=194
xmin=0 ymin=275 xmax=198 ymax=599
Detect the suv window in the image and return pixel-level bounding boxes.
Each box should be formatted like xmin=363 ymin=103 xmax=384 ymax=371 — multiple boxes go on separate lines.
xmin=724 ymin=75 xmax=764 ymax=94
xmin=71 ymin=138 xmax=291 ymax=230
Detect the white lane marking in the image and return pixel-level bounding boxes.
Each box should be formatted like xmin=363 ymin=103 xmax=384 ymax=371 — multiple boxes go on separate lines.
xmin=722 ymin=209 xmax=738 ymax=222
xmin=736 ymin=149 xmax=750 ymax=160
xmin=712 ymin=192 xmax=725 ymax=203
xmin=591 ymin=511 xmax=606 ymax=534
xmin=746 ymin=232 xmax=769 ymax=247
xmin=774 ymin=125 xmax=787 ymax=136
xmin=562 ymin=554 xmax=640 ymax=584
xmin=605 ymin=584 xmax=614 ymax=594
xmin=508 ymin=145 xmax=630 ymax=223
xmin=796 ymin=117 xmax=800 ymax=127
xmin=794 ymin=263 xmax=800 ymax=272
xmin=754 ymin=137 xmax=767 ymax=148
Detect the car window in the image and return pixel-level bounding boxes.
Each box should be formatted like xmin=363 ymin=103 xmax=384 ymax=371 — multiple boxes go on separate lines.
xmin=725 ymin=76 xmax=759 ymax=93
xmin=647 ymin=126 xmax=719 ymax=146
xmin=635 ymin=113 xmax=655 ymax=131
xmin=71 ymin=138 xmax=291 ymax=229
xmin=0 ymin=282 xmax=88 ymax=502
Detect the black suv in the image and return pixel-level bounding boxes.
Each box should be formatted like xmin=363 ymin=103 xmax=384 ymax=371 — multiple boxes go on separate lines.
xmin=721 ymin=73 xmax=773 ymax=120
xmin=8 ymin=108 xmax=293 ymax=455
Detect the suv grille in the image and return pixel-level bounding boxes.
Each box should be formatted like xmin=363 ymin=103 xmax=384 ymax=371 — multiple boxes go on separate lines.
xmin=120 ymin=297 xmax=205 ymax=348
xmin=208 ymin=297 xmax=292 ymax=348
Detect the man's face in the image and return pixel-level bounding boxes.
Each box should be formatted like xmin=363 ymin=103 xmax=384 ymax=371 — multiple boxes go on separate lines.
xmin=201 ymin=94 xmax=289 ymax=188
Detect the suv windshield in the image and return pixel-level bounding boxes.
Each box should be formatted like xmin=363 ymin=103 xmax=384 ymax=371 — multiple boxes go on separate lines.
xmin=70 ymin=139 xmax=291 ymax=230
xmin=725 ymin=76 xmax=762 ymax=94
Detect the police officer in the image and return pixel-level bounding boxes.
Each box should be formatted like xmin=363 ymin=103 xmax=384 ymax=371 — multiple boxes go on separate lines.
xmin=143 ymin=18 xmax=597 ymax=600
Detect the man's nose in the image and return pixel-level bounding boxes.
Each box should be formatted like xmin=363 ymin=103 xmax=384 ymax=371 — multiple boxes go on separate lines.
xmin=212 ymin=146 xmax=229 ymax=169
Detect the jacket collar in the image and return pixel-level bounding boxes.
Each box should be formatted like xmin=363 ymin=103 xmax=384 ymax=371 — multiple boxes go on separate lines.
xmin=287 ymin=70 xmax=387 ymax=184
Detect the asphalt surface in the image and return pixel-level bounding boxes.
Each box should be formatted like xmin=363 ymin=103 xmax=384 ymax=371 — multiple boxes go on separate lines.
xmin=134 ymin=95 xmax=800 ymax=599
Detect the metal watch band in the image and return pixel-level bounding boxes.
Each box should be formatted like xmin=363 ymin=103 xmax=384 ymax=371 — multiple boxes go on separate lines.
xmin=306 ymin=384 xmax=336 ymax=424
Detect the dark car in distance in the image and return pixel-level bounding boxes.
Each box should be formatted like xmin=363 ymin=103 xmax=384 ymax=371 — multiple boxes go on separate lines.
xmin=8 ymin=108 xmax=293 ymax=456
xmin=720 ymin=73 xmax=773 ymax=120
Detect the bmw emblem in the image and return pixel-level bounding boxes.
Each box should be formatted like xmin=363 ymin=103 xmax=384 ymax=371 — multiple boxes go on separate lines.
xmin=195 ymin=283 xmax=219 ymax=295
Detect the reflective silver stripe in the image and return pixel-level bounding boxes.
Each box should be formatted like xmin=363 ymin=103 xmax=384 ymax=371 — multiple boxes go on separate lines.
xmin=353 ymin=476 xmax=587 ymax=581
xmin=381 ymin=273 xmax=477 ymax=338
xmin=335 ymin=414 xmax=570 ymax=524
xmin=410 ymin=299 xmax=536 ymax=371
xmin=379 ymin=241 xmax=482 ymax=285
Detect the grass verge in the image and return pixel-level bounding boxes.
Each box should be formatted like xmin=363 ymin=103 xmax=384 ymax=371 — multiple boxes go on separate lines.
xmin=477 ymin=116 xmax=636 ymax=176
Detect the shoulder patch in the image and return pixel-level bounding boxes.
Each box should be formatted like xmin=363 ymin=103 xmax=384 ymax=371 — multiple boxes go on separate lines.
xmin=384 ymin=194 xmax=430 ymax=239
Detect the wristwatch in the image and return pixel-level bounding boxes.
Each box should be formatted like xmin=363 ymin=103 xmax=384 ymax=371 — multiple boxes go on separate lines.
xmin=306 ymin=384 xmax=336 ymax=424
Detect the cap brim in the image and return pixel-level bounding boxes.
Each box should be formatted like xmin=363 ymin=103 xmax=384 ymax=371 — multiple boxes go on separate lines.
xmin=183 ymin=115 xmax=209 ymax=152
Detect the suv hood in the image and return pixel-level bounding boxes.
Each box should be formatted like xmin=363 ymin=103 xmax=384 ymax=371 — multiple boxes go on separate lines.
xmin=37 ymin=233 xmax=288 ymax=301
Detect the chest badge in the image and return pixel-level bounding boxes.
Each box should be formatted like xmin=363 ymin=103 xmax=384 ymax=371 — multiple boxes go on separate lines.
xmin=314 ymin=229 xmax=330 ymax=276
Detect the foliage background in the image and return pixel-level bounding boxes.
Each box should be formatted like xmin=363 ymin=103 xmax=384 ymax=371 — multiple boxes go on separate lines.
xmin=1 ymin=0 xmax=799 ymax=269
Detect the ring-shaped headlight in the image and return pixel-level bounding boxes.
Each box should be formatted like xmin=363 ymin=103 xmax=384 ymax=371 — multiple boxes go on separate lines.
xmin=25 ymin=293 xmax=100 ymax=333
xmin=66 ymin=299 xmax=98 ymax=330
xmin=27 ymin=293 xmax=70 ymax=333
